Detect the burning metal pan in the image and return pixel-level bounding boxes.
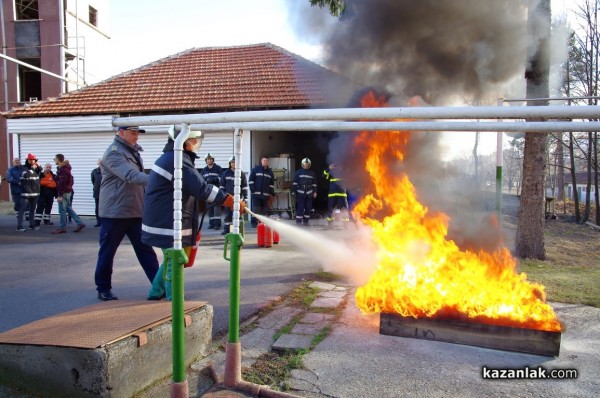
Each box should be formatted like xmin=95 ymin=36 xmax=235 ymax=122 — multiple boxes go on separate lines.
xmin=380 ymin=313 xmax=561 ymax=357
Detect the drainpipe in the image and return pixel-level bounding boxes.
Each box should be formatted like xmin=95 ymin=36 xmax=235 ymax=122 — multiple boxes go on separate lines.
xmin=1 ymin=0 xmax=10 ymax=170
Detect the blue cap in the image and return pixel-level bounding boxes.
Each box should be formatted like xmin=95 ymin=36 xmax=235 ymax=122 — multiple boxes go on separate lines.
xmin=118 ymin=126 xmax=146 ymax=133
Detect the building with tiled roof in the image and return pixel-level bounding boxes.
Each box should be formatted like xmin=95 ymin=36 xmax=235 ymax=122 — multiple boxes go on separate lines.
xmin=5 ymin=43 xmax=358 ymax=216
xmin=5 ymin=43 xmax=355 ymax=118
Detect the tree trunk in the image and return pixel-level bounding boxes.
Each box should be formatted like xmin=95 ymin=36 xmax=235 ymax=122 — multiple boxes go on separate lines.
xmin=595 ymin=132 xmax=600 ymax=225
xmin=582 ymin=132 xmax=592 ymax=222
xmin=516 ymin=133 xmax=547 ymax=259
xmin=569 ymin=132 xmax=581 ymax=222
xmin=556 ymin=133 xmax=565 ymax=201
xmin=516 ymin=0 xmax=550 ymax=260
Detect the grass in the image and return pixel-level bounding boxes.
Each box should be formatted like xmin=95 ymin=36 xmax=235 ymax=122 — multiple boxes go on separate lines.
xmin=241 ymin=273 xmax=347 ymax=391
xmin=518 ymin=219 xmax=600 ymax=308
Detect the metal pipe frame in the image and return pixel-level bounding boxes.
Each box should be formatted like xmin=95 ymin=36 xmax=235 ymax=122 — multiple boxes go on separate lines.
xmin=115 ymin=105 xmax=600 ymax=129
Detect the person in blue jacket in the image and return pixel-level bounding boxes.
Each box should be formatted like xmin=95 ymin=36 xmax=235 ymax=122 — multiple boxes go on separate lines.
xmin=199 ymin=153 xmax=223 ymax=230
xmin=220 ymin=156 xmax=248 ymax=235
xmin=248 ymin=156 xmax=275 ymax=227
xmin=6 ymin=158 xmax=23 ymax=214
xmin=142 ymin=132 xmax=244 ymax=300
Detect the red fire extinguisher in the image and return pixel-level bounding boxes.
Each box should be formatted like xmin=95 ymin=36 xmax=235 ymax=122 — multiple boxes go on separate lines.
xmin=257 ymin=223 xmax=265 ymax=247
xmin=273 ymin=229 xmax=280 ymax=244
xmin=184 ymin=231 xmax=202 ymax=268
xmin=264 ymin=224 xmax=273 ymax=248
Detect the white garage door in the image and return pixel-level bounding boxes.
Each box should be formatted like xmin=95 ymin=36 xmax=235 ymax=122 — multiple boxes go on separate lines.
xmin=18 ymin=130 xmax=234 ymax=216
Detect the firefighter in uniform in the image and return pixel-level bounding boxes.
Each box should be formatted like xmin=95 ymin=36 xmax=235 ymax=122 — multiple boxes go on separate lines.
xmin=220 ymin=156 xmax=248 ymax=235
xmin=323 ymin=163 xmax=349 ymax=228
xmin=200 ymin=153 xmax=223 ymax=230
xmin=248 ymin=156 xmax=275 ymax=227
xmin=292 ymin=157 xmax=317 ymax=226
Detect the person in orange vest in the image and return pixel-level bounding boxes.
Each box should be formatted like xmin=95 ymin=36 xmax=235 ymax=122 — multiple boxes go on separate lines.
xmin=34 ymin=163 xmax=58 ymax=226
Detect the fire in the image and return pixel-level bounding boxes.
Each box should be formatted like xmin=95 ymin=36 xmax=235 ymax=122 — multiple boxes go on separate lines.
xmin=353 ymin=90 xmax=561 ymax=332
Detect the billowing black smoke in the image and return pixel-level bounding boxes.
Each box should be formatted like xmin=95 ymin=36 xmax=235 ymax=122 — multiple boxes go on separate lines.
xmin=287 ymin=0 xmax=555 ymax=252
xmin=286 ymin=0 xmax=548 ymax=104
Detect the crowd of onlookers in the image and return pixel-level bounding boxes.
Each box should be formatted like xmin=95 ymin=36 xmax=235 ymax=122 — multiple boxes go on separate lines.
xmin=4 ymin=153 xmax=85 ymax=233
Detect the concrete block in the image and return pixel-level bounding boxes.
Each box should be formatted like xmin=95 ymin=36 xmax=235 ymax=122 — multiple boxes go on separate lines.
xmin=318 ymin=290 xmax=346 ymax=299
xmin=272 ymin=334 xmax=313 ymax=352
xmin=257 ymin=307 xmax=302 ymax=329
xmin=0 ymin=304 xmax=214 ymax=398
xmin=311 ymin=297 xmax=343 ymax=309
xmin=300 ymin=313 xmax=334 ymax=324
xmin=308 ymin=282 xmax=336 ymax=291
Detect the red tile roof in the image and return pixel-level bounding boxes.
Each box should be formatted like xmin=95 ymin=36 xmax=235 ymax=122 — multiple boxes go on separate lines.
xmin=4 ymin=43 xmax=357 ymax=119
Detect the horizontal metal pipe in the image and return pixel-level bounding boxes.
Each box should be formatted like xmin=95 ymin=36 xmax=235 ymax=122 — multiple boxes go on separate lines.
xmin=114 ymin=105 xmax=600 ymax=126
xmin=182 ymin=120 xmax=600 ymax=133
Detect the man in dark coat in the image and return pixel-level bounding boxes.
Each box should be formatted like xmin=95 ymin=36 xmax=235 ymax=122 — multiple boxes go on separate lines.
xmin=248 ymin=156 xmax=275 ymax=227
xmin=34 ymin=163 xmax=58 ymax=226
xmin=199 ymin=153 xmax=223 ymax=230
xmin=17 ymin=154 xmax=42 ymax=232
xmin=91 ymin=159 xmax=102 ymax=227
xmin=6 ymin=158 xmax=23 ymax=213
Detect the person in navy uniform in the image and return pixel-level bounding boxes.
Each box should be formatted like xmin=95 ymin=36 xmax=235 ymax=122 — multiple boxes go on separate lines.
xmin=248 ymin=156 xmax=275 ymax=227
xmin=323 ymin=163 xmax=349 ymax=228
xmin=292 ymin=157 xmax=317 ymax=226
xmin=220 ymin=156 xmax=248 ymax=235
xmin=199 ymin=153 xmax=223 ymax=230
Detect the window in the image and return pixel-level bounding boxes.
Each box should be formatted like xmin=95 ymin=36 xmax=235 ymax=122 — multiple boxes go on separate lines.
xmin=14 ymin=0 xmax=39 ymax=20
xmin=17 ymin=59 xmax=41 ymax=103
xmin=89 ymin=6 xmax=98 ymax=27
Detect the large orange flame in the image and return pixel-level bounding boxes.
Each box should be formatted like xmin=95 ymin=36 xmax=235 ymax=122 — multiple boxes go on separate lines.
xmin=353 ymin=91 xmax=561 ymax=332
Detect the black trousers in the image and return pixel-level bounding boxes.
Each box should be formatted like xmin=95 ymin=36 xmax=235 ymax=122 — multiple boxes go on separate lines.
xmin=250 ymin=195 xmax=269 ymax=227
xmin=35 ymin=191 xmax=55 ymax=224
xmin=295 ymin=194 xmax=313 ymax=224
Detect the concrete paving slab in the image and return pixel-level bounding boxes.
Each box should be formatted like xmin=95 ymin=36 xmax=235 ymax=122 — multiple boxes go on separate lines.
xmin=311 ymin=297 xmax=343 ymax=308
xmin=272 ymin=334 xmax=313 ymax=352
xmin=309 ymin=282 xmax=336 ymax=291
xmin=239 ymin=327 xmax=276 ymax=359
xmin=257 ymin=307 xmax=303 ymax=329
xmin=318 ymin=290 xmax=346 ymax=299
xmin=300 ymin=313 xmax=334 ymax=324
xmin=291 ymin=322 xmax=327 ymax=335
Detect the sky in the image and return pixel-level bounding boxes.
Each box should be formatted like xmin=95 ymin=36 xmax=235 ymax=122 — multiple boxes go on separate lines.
xmin=98 ymin=0 xmax=322 ymax=80
xmin=99 ymin=0 xmax=574 ymax=160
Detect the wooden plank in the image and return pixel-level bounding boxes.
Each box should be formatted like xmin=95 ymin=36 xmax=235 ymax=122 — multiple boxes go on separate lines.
xmin=380 ymin=313 xmax=561 ymax=357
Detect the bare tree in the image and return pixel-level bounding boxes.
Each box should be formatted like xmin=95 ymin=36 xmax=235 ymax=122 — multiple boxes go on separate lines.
xmin=516 ymin=0 xmax=551 ymax=260
xmin=564 ymin=0 xmax=600 ymax=223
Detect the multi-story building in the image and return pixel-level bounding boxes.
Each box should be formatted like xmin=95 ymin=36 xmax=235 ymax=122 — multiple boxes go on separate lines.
xmin=0 ymin=0 xmax=110 ymax=200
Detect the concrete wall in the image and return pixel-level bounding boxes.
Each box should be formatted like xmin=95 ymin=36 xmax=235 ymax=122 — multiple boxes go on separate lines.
xmin=0 ymin=304 xmax=214 ymax=398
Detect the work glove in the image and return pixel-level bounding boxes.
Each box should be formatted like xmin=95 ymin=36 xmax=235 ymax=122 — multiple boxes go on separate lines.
xmin=223 ymin=194 xmax=246 ymax=214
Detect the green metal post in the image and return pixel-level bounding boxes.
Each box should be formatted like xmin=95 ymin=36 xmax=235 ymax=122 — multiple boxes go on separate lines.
xmin=224 ymin=233 xmax=244 ymax=343
xmin=496 ymin=165 xmax=503 ymax=218
xmin=165 ymin=247 xmax=189 ymax=383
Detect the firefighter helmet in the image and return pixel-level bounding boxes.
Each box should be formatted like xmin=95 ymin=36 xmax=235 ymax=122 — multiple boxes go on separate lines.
xmin=205 ymin=153 xmax=214 ymax=161
xmin=229 ymin=156 xmax=235 ymax=164
xmin=27 ymin=153 xmax=37 ymax=160
xmin=301 ymin=157 xmax=311 ymax=167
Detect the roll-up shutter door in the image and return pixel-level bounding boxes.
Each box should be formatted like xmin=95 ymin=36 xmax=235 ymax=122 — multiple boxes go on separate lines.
xmin=19 ymin=133 xmax=115 ymax=216
xmin=18 ymin=131 xmax=234 ymax=215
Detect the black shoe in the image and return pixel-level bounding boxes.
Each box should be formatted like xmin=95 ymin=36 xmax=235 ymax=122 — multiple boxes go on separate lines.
xmin=93 ymin=224 xmax=101 ymax=227
xmin=98 ymin=291 xmax=119 ymax=301
xmin=147 ymin=293 xmax=166 ymax=301
xmin=214 ymin=225 xmax=221 ymax=230
xmin=221 ymin=230 xmax=228 ymax=235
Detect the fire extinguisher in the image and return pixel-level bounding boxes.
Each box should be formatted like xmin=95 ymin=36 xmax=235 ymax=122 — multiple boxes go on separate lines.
xmin=273 ymin=229 xmax=280 ymax=244
xmin=257 ymin=223 xmax=265 ymax=247
xmin=184 ymin=231 xmax=202 ymax=268
xmin=264 ymin=224 xmax=273 ymax=248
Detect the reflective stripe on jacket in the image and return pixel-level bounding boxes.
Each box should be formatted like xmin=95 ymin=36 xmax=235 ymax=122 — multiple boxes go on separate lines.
xmin=249 ymin=165 xmax=274 ymax=198
xmin=142 ymin=145 xmax=228 ymax=249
